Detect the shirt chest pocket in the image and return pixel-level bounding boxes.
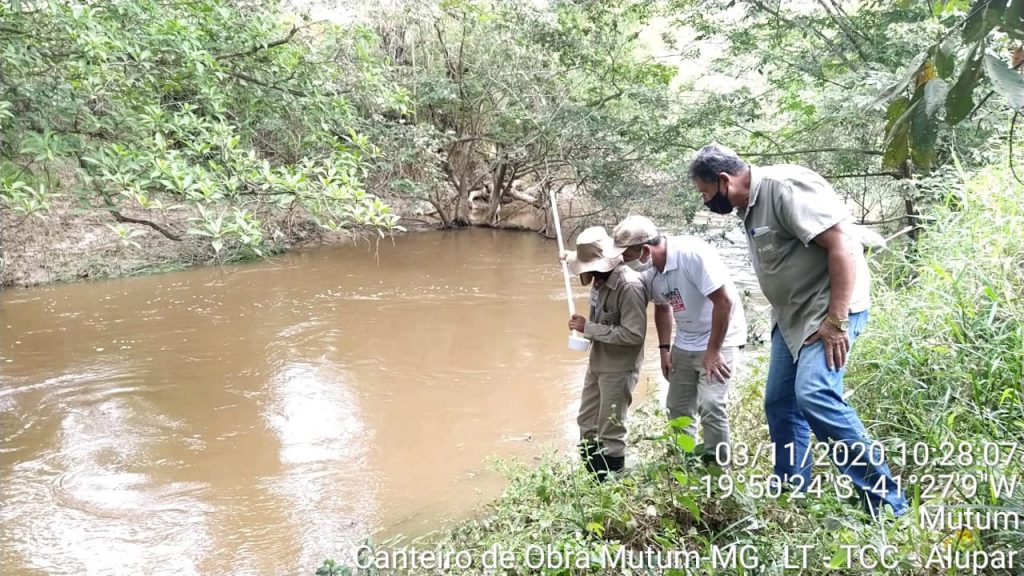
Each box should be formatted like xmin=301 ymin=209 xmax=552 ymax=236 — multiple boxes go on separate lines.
xmin=598 ymin=305 xmax=621 ymax=325
xmin=752 ymin=229 xmax=785 ymax=271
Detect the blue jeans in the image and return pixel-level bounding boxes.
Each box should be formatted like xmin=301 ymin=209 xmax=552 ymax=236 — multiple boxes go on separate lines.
xmin=765 ymin=310 xmax=907 ymax=517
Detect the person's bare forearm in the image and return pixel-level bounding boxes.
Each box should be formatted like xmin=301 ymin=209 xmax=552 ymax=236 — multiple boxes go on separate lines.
xmin=655 ymin=304 xmax=673 ymax=346
xmin=815 ymin=226 xmax=856 ymax=318
xmin=827 ymin=236 xmax=855 ymax=318
xmin=706 ymin=287 xmax=732 ymax=353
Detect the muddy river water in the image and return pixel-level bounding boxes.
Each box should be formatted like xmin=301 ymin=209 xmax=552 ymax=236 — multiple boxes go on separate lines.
xmin=0 ymin=227 xmax=761 ymax=575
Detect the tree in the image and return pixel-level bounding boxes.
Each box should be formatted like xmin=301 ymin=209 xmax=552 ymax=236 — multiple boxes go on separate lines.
xmin=875 ymin=0 xmax=1024 ymax=174
xmin=0 ymin=0 xmax=400 ymax=258
xmin=659 ymin=0 xmax=1016 ymax=235
xmin=366 ymin=0 xmax=687 ymax=229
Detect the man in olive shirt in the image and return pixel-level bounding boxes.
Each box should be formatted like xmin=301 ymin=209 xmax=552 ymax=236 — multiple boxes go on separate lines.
xmin=563 ymin=226 xmax=648 ymax=479
xmin=688 ymin=144 xmax=908 ymax=517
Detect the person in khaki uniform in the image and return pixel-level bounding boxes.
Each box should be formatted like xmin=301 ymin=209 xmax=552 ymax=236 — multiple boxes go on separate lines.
xmin=562 ymin=226 xmax=648 ymax=479
xmin=688 ymin=143 xmax=908 ymax=517
xmin=612 ymin=216 xmax=746 ymax=465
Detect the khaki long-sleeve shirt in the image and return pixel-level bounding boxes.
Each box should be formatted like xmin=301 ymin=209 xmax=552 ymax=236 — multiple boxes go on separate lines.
xmin=583 ymin=265 xmax=648 ymax=372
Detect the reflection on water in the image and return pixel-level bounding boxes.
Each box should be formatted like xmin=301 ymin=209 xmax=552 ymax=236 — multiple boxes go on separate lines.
xmin=0 ymin=227 xmax=760 ymax=575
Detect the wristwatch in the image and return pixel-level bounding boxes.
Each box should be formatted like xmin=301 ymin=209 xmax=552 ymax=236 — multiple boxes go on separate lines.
xmin=658 ymin=344 xmax=671 ymax=351
xmin=824 ymin=314 xmax=849 ymax=332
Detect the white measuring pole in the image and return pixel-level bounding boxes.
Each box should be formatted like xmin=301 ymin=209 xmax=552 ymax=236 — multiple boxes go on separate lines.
xmin=549 ymin=190 xmax=576 ymax=319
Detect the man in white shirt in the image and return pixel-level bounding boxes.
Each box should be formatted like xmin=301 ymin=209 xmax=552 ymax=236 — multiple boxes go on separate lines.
xmin=613 ymin=216 xmax=747 ymax=464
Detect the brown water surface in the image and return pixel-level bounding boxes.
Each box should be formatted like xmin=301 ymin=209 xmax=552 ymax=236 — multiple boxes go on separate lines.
xmin=2 ymin=229 xmax=697 ymax=575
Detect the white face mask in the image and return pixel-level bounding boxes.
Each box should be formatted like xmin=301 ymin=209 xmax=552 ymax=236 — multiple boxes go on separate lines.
xmin=626 ymin=258 xmax=652 ymax=272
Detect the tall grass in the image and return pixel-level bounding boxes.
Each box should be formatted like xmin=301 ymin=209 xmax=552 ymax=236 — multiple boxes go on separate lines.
xmin=853 ymin=169 xmax=1023 ymax=442
xmin=843 ymin=167 xmax=1024 ymax=564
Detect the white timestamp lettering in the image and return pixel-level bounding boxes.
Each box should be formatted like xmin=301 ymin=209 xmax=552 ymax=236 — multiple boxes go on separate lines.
xmin=926 ymin=545 xmax=1019 ymax=575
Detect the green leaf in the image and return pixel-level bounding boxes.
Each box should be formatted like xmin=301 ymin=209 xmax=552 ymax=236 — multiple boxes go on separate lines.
xmin=963 ymin=0 xmax=1008 ymax=43
xmin=910 ymin=79 xmax=948 ymax=170
xmin=872 ymin=51 xmax=928 ymax=107
xmin=989 ymin=0 xmax=1012 ymax=26
xmin=883 ymin=97 xmax=912 ymax=169
xmin=947 ymin=44 xmax=985 ymax=124
xmin=922 ymin=77 xmax=950 ymax=117
xmin=830 ymin=547 xmax=849 ymax=569
xmin=675 ymin=433 xmax=696 ymax=452
xmin=937 ymin=0 xmax=959 ymax=14
xmin=1005 ymin=0 xmax=1024 ymax=39
xmin=882 ymin=133 xmax=910 ymax=170
xmin=934 ymin=38 xmax=958 ymax=79
xmin=885 ymin=96 xmax=912 ymax=133
xmin=678 ymin=495 xmax=701 ymax=521
xmin=668 ymin=415 xmax=693 ymax=430
xmin=984 ymin=53 xmax=1024 ymax=111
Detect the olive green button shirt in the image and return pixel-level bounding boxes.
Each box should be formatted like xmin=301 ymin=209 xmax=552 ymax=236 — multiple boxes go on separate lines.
xmin=740 ymin=165 xmax=870 ymax=360
xmin=583 ymin=265 xmax=648 ymax=372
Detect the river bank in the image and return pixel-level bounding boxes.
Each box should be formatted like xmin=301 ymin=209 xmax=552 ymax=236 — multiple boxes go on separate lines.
xmin=0 ymin=192 xmax=562 ymax=288
xmin=0 ymin=179 xmax=620 ymax=288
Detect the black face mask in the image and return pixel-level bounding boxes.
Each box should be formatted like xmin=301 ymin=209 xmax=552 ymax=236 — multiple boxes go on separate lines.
xmin=704 ymin=180 xmax=734 ymax=215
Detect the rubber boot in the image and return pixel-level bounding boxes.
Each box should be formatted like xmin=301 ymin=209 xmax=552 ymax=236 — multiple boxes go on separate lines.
xmin=592 ymin=449 xmax=624 ymax=483
xmin=578 ymin=439 xmax=605 ymax=476
xmin=603 ymin=454 xmax=625 ymax=480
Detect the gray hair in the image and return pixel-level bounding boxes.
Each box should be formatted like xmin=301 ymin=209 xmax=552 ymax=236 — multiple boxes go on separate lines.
xmin=688 ymin=144 xmax=748 ymax=183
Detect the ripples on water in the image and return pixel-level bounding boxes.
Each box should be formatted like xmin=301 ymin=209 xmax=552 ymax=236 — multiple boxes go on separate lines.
xmin=0 ymin=227 xmax=762 ymax=575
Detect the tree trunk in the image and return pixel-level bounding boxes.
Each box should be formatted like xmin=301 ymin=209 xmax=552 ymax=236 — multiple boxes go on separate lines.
xmin=539 ymin=185 xmax=554 ymax=238
xmin=427 ymin=191 xmax=452 ymax=228
xmin=454 ymin=171 xmax=470 ymax=226
xmin=904 ymin=197 xmax=918 ymax=241
xmin=485 ymin=158 xmax=508 ymax=224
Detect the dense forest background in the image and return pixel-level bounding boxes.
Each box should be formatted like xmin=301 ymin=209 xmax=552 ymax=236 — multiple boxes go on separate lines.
xmin=3 ymin=0 xmax=1022 ymax=283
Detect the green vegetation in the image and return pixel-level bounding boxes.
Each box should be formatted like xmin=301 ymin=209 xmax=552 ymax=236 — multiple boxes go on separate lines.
xmin=4 ymin=0 xmax=1024 ymax=265
xmin=1 ymin=0 xmax=404 ymax=261
xmin=1 ymin=0 xmax=688 ymax=268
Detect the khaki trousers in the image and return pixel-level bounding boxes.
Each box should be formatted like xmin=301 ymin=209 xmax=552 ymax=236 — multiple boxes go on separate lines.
xmin=667 ymin=346 xmax=739 ymax=461
xmin=577 ymin=370 xmax=639 ymax=458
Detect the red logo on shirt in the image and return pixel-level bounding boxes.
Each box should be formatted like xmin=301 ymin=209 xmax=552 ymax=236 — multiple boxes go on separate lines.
xmin=665 ymin=288 xmax=685 ymax=312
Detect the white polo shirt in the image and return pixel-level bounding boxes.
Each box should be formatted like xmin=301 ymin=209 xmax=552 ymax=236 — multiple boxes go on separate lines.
xmin=644 ymin=236 xmax=747 ymax=352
